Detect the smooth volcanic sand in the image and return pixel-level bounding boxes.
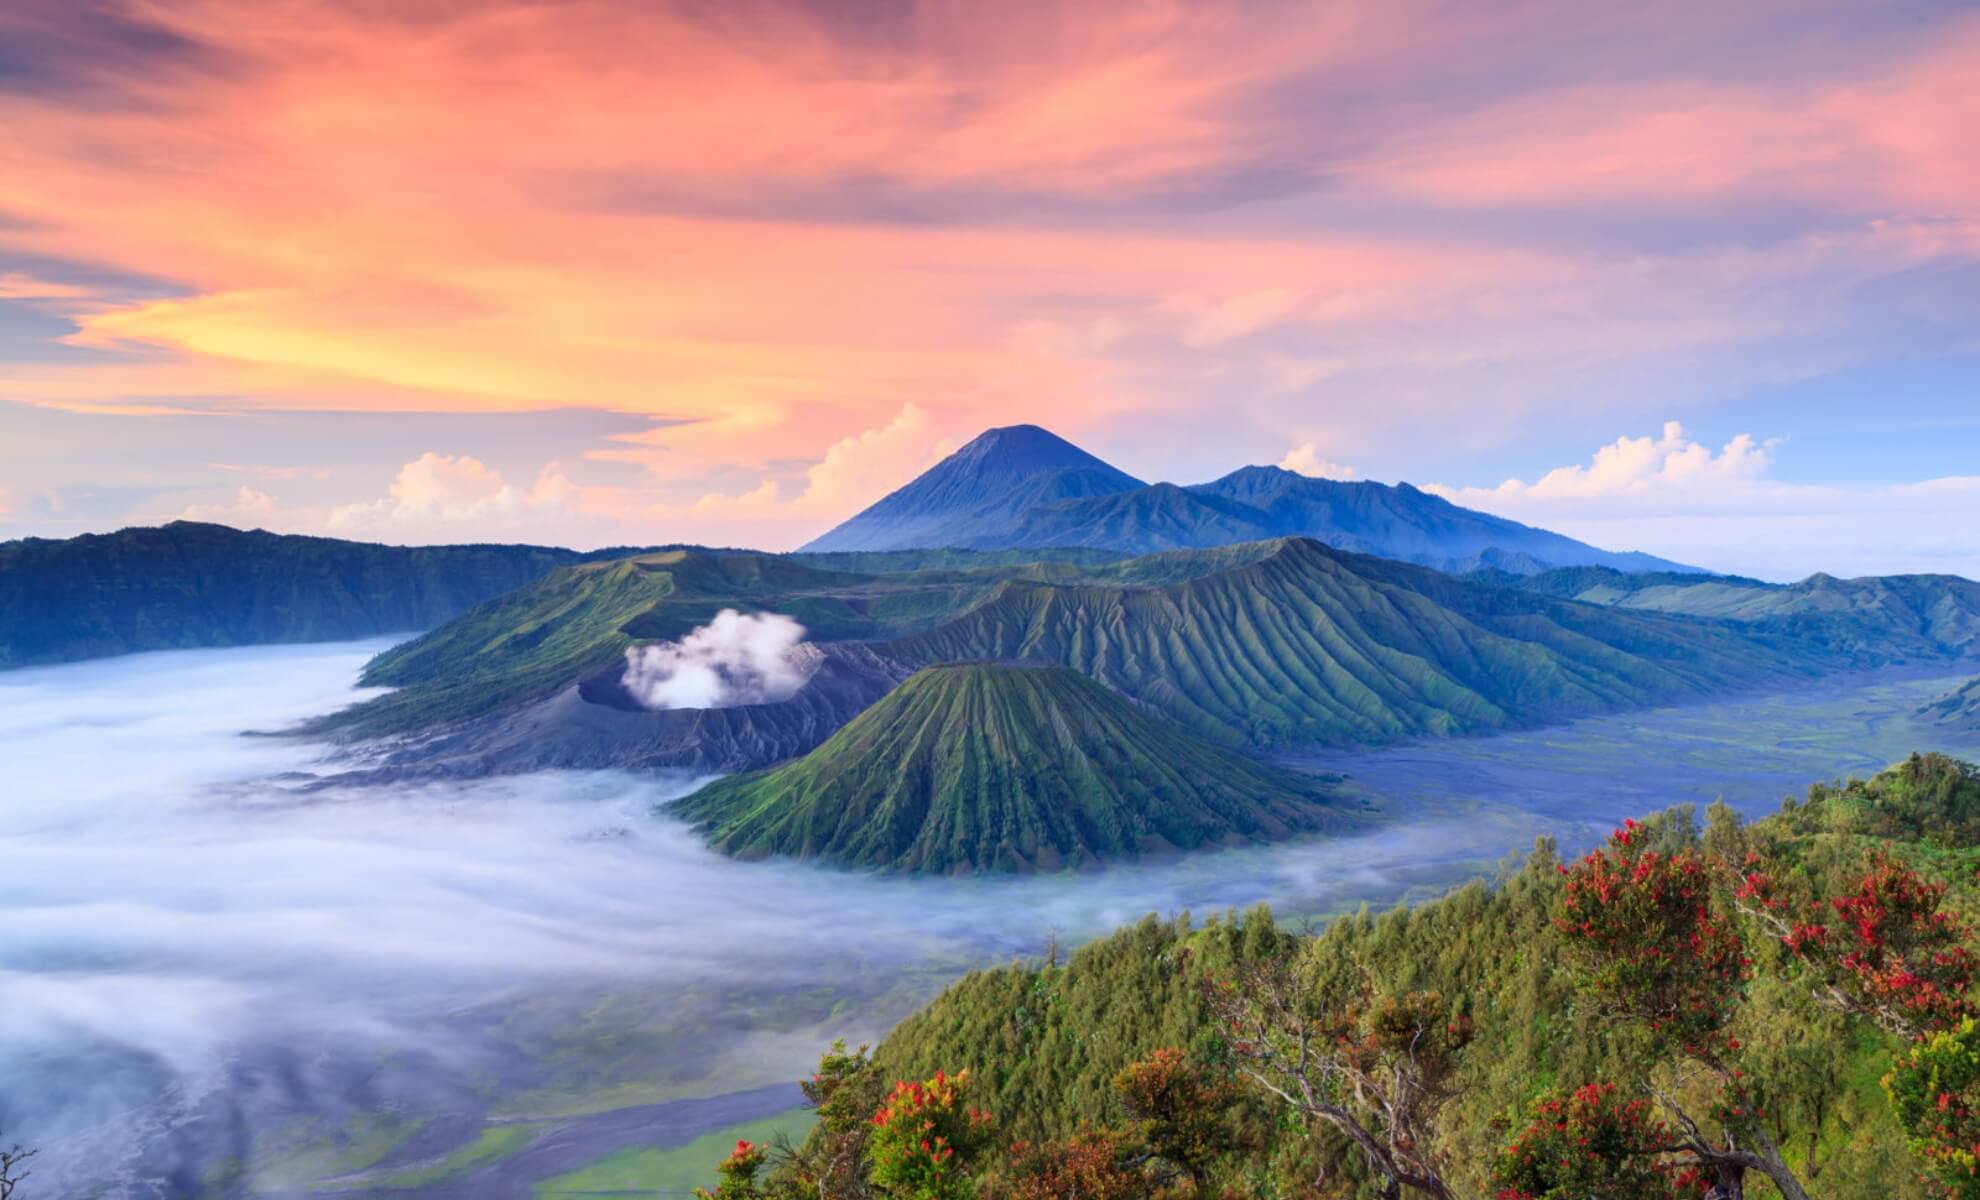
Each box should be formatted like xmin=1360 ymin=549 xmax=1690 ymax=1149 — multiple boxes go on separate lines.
xmin=2 ymin=643 xmax=1975 ymax=1196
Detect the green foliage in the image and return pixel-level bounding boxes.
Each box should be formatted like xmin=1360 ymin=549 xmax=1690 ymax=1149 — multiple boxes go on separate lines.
xmin=1776 ymin=752 xmax=1980 ymax=847
xmin=672 ymin=664 xmax=1353 ymax=874
xmin=1887 ymin=1018 xmax=1980 ymax=1197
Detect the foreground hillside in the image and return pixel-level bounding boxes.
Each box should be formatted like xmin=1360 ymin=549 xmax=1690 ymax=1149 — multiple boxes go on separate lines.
xmin=671 ymin=663 xmax=1355 ymax=874
xmin=0 ymin=521 xmax=599 ymax=669
xmin=723 ymin=753 xmax=1980 ymax=1199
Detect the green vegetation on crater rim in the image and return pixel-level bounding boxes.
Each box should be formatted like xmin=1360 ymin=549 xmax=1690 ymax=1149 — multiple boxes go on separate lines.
xmin=669 ymin=663 xmax=1356 ymax=874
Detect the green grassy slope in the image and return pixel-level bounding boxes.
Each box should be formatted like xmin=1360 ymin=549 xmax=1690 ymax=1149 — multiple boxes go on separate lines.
xmin=0 ymin=521 xmax=596 ymax=669
xmin=887 ymin=537 xmax=1816 ymax=748
xmin=670 ymin=663 xmax=1353 ymax=874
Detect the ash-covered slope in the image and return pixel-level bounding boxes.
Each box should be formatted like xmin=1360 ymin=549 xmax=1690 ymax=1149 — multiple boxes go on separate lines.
xmin=670 ymin=663 xmax=1351 ymax=874
xmin=344 ymin=641 xmax=915 ymax=781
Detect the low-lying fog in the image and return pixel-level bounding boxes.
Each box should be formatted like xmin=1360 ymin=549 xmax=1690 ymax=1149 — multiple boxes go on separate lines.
xmin=3 ymin=642 xmax=1975 ymax=1198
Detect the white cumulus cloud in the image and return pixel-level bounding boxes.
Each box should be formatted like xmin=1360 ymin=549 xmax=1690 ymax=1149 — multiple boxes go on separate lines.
xmin=1278 ymin=443 xmax=1359 ymax=480
xmin=621 ymin=609 xmax=818 ymax=710
xmin=1427 ymin=421 xmax=1980 ymax=580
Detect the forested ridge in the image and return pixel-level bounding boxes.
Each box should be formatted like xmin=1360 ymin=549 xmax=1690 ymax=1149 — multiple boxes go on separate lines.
xmin=697 ymin=753 xmax=1980 ymax=1199
xmin=0 ymin=521 xmax=600 ymax=668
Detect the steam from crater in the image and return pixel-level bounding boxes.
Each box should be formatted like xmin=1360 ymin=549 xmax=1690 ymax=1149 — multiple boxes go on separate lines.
xmin=621 ymin=609 xmax=818 ymax=710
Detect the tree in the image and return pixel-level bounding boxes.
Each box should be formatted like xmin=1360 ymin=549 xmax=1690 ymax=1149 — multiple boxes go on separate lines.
xmin=1550 ymin=820 xmax=1807 ymax=1199
xmin=0 ymin=1140 xmax=33 ymax=1200
xmin=1492 ymin=1082 xmax=1698 ymax=1200
xmin=977 ymin=1131 xmax=1149 ymax=1200
xmin=1885 ymin=1018 xmax=1980 ymax=1198
xmin=697 ymin=1140 xmax=773 ymax=1200
xmin=1761 ymin=850 xmax=1976 ymax=1038
xmin=1111 ymin=1048 xmax=1252 ymax=1189
xmin=780 ymin=1040 xmax=891 ymax=1199
xmin=1206 ymin=951 xmax=1469 ymax=1200
xmin=866 ymin=1069 xmax=996 ymax=1200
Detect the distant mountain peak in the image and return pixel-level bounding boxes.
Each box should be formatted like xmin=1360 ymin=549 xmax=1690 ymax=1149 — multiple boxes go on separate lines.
xmin=804 ymin=424 xmax=1697 ymax=573
xmin=952 ymin=423 xmax=1103 ymax=463
xmin=800 ymin=424 xmax=1144 ymax=553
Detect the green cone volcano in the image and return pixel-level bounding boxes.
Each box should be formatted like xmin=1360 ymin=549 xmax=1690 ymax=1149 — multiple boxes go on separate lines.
xmin=669 ymin=663 xmax=1354 ymax=874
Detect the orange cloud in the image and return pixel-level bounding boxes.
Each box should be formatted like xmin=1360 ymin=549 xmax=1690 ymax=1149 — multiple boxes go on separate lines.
xmin=3 ymin=0 xmax=1978 ymax=546
xmin=1352 ymin=15 xmax=1980 ymax=215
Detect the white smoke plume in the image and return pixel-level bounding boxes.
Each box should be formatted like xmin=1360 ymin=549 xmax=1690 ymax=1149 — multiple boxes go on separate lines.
xmin=621 ymin=609 xmax=817 ymax=710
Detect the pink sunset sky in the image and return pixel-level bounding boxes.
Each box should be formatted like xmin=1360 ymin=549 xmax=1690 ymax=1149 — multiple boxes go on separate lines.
xmin=1 ymin=0 xmax=1976 ymax=577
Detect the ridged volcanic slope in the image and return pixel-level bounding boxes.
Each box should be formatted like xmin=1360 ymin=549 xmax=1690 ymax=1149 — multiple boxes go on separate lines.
xmin=886 ymin=537 xmax=1818 ymax=748
xmin=669 ymin=663 xmax=1350 ymax=874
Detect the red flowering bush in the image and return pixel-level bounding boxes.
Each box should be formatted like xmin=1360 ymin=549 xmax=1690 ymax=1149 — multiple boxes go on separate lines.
xmin=1492 ymin=1082 xmax=1691 ymax=1200
xmin=868 ymin=1069 xmax=996 ymax=1200
xmin=1778 ymin=852 xmax=1975 ymax=1035
xmin=1885 ymin=1017 xmax=1980 ymax=1198
xmin=977 ymin=1131 xmax=1146 ymax=1200
xmin=694 ymin=1139 xmax=769 ymax=1200
xmin=1556 ymin=821 xmax=1747 ymax=1052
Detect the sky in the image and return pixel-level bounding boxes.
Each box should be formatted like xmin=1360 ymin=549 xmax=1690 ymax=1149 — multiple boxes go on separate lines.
xmin=0 ymin=0 xmax=1975 ymax=579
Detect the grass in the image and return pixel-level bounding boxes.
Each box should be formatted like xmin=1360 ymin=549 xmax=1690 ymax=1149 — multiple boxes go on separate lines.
xmin=364 ymin=1124 xmax=540 ymax=1190
xmin=247 ymin=1114 xmax=425 ymax=1193
xmin=531 ymin=1108 xmax=817 ymax=1198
